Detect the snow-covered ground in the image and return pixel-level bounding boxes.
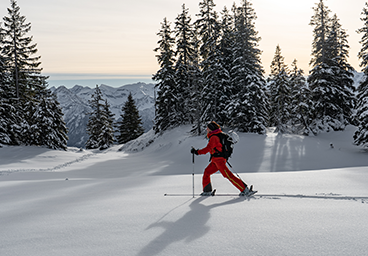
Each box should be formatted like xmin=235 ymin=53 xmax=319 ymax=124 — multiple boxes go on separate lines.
xmin=1 ymin=126 xmax=368 ymax=256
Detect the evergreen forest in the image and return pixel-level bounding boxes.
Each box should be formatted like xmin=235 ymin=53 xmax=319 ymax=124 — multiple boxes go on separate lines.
xmin=153 ymin=0 xmax=368 ymax=149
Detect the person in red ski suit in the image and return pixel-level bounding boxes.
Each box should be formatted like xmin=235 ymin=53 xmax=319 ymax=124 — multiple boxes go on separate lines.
xmin=191 ymin=121 xmax=251 ymax=196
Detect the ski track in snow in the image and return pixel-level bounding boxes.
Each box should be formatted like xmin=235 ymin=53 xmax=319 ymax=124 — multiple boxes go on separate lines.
xmin=257 ymin=194 xmax=368 ymax=204
xmin=164 ymin=193 xmax=368 ymax=204
xmin=0 ymin=153 xmax=93 ymax=175
xmin=0 ymin=148 xmax=117 ymax=175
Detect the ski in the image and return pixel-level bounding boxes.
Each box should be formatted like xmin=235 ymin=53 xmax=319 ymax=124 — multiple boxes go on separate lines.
xmin=163 ymin=193 xmax=256 ymax=197
xmin=243 ymin=190 xmax=258 ymax=197
xmin=213 ymin=190 xmax=257 ymax=197
xmin=164 ymin=190 xmax=258 ymax=197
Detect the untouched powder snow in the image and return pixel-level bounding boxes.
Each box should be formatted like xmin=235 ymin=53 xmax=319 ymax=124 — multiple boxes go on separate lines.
xmin=1 ymin=125 xmax=368 ymax=256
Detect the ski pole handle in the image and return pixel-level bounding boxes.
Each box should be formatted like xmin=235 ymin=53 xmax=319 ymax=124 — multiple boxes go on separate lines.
xmin=191 ymin=147 xmax=195 ymax=197
xmin=191 ymin=146 xmax=195 ymax=163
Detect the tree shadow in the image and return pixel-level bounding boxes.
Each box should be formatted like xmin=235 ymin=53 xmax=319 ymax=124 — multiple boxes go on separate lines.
xmin=137 ymin=197 xmax=243 ymax=256
xmin=269 ymin=133 xmax=307 ymax=172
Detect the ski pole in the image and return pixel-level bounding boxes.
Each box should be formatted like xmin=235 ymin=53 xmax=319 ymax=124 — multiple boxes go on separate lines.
xmin=227 ymin=160 xmax=244 ymax=183
xmin=191 ymin=147 xmax=195 ymax=198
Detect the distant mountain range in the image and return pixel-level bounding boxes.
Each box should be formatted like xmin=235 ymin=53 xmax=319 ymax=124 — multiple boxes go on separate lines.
xmin=50 ymin=83 xmax=155 ymax=148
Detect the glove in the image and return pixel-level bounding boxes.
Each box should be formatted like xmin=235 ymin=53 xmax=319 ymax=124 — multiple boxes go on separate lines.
xmin=191 ymin=148 xmax=199 ymax=155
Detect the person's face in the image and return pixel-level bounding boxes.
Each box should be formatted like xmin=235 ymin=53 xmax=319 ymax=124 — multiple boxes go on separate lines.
xmin=207 ymin=127 xmax=211 ymax=132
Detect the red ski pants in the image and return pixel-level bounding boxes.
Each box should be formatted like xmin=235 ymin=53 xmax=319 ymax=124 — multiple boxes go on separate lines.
xmin=202 ymin=157 xmax=245 ymax=192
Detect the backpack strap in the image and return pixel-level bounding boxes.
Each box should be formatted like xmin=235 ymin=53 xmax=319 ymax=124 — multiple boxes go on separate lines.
xmin=211 ymin=133 xmax=226 ymax=159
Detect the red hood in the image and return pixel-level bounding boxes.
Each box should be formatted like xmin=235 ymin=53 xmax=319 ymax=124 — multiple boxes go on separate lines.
xmin=207 ymin=128 xmax=222 ymax=138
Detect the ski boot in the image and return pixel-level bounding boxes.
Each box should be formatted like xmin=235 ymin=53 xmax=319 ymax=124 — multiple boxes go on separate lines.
xmin=239 ymin=185 xmax=255 ymax=196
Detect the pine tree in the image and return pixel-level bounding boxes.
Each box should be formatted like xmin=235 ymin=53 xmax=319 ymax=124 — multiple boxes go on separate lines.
xmin=216 ymin=7 xmax=234 ymax=126
xmin=85 ymin=86 xmax=114 ymax=150
xmin=0 ymin=102 xmax=8 ymax=147
xmin=308 ymin=0 xmax=354 ymax=134
xmin=116 ymin=93 xmax=144 ymax=144
xmin=289 ymin=59 xmax=313 ymax=134
xmin=20 ymin=99 xmax=37 ymax=146
xmin=98 ymin=99 xmax=115 ymax=150
xmin=226 ymin=0 xmax=268 ymax=134
xmin=0 ymin=0 xmax=66 ymax=148
xmin=174 ymin=4 xmax=197 ymax=126
xmin=329 ymin=14 xmax=355 ymax=125
xmin=308 ymin=0 xmax=334 ymax=134
xmin=354 ymin=2 xmax=368 ymax=149
xmin=153 ymin=18 xmax=177 ymax=133
xmin=85 ymin=85 xmax=105 ymax=149
xmin=46 ymin=92 xmax=68 ymax=150
xmin=28 ymin=91 xmax=68 ymax=150
xmin=195 ymin=0 xmax=224 ymax=125
xmin=195 ymin=1 xmax=234 ymax=127
xmin=0 ymin=85 xmax=8 ymax=146
xmin=0 ymin=83 xmax=19 ymax=146
xmin=188 ymin=32 xmax=203 ymax=135
xmin=2 ymin=0 xmax=48 ymax=100
xmin=0 ymin=26 xmax=16 ymax=146
xmin=267 ymin=45 xmax=292 ymax=133
xmin=196 ymin=0 xmax=218 ymax=62
xmin=0 ymin=26 xmax=8 ymax=87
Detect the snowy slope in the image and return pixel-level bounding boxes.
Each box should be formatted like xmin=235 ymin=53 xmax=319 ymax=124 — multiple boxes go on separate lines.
xmin=50 ymin=83 xmax=155 ymax=147
xmin=1 ymin=126 xmax=368 ymax=256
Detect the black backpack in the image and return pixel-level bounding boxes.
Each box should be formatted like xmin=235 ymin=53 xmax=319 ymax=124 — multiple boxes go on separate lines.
xmin=213 ymin=132 xmax=235 ymax=159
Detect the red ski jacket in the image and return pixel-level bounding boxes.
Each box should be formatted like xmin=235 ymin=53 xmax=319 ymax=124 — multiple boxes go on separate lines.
xmin=197 ymin=129 xmax=223 ymax=156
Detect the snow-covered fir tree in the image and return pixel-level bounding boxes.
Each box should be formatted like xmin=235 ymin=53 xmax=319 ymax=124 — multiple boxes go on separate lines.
xmin=86 ymin=85 xmax=106 ymax=149
xmin=174 ymin=4 xmax=197 ymax=126
xmin=289 ymin=59 xmax=313 ymax=135
xmin=175 ymin=4 xmax=198 ymax=125
xmin=327 ymin=14 xmax=355 ymax=124
xmin=308 ymin=0 xmax=355 ymax=134
xmin=116 ymin=93 xmax=144 ymax=144
xmin=27 ymin=91 xmax=68 ymax=150
xmin=1 ymin=0 xmax=34 ymax=145
xmin=0 ymin=82 xmax=19 ymax=146
xmin=188 ymin=33 xmax=203 ymax=135
xmin=195 ymin=0 xmax=226 ymax=125
xmin=0 ymin=0 xmax=67 ymax=149
xmin=226 ymin=0 xmax=268 ymax=134
xmin=2 ymin=0 xmax=46 ymax=99
xmin=354 ymin=2 xmax=368 ymax=149
xmin=22 ymin=99 xmax=38 ymax=146
xmin=267 ymin=45 xmax=292 ymax=133
xmin=0 ymin=28 xmax=7 ymax=87
xmin=215 ymin=6 xmax=234 ymax=126
xmin=19 ymin=89 xmax=68 ymax=150
xmin=98 ymin=99 xmax=115 ymax=150
xmin=153 ymin=18 xmax=178 ymax=133
xmin=43 ymin=92 xmax=68 ymax=150
xmin=308 ymin=0 xmax=334 ymax=133
xmin=196 ymin=0 xmax=218 ymax=63
xmin=0 ymin=29 xmax=15 ymax=146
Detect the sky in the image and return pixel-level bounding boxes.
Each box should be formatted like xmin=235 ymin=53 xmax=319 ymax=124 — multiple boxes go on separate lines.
xmin=0 ymin=0 xmax=366 ymax=88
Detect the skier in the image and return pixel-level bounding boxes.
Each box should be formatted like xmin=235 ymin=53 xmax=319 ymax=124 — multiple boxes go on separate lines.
xmin=191 ymin=121 xmax=253 ymax=196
